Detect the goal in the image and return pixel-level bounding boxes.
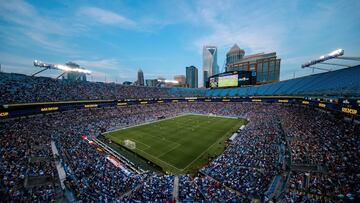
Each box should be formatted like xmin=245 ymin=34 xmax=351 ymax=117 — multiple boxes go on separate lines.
xmin=123 ymin=139 xmax=136 ymax=149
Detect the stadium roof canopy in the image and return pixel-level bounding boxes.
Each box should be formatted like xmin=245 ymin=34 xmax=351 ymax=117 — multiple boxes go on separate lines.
xmin=199 ymin=65 xmax=360 ymax=98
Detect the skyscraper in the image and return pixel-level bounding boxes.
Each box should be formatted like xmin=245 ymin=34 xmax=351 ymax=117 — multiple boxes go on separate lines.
xmin=225 ymin=44 xmax=281 ymax=84
xmin=186 ymin=66 xmax=198 ymax=88
xmin=137 ymin=69 xmax=144 ymax=86
xmin=226 ymin=44 xmax=245 ymax=65
xmin=203 ymin=45 xmax=219 ymax=87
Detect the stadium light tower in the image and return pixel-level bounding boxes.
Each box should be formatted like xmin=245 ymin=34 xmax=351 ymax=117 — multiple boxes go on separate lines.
xmin=301 ymin=49 xmax=344 ymax=71
xmin=301 ymin=49 xmax=360 ymax=73
xmin=33 ymin=60 xmax=91 ymax=78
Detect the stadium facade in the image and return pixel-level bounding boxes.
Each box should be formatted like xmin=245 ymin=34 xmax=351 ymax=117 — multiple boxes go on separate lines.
xmin=1 ymin=65 xmax=359 ymax=117
xmin=203 ymin=45 xmax=219 ymax=87
xmin=225 ymin=44 xmax=281 ymax=84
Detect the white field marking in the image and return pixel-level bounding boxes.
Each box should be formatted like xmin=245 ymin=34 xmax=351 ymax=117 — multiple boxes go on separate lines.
xmin=159 ymin=115 xmax=242 ymax=169
xmin=129 ymin=139 xmax=151 ymax=150
xmin=103 ymin=114 xmax=189 ymax=134
xmin=156 ymin=142 xmax=181 ymax=158
xmin=135 ymin=133 xmax=182 ymax=154
xmin=132 ymin=116 xmax=200 ymax=171
xmin=103 ymin=113 xmax=240 ymax=135
xmin=134 ymin=146 xmax=183 ymax=171
xmin=188 ymin=113 xmax=239 ymax=119
xmin=180 ymin=139 xmax=221 ymax=172
xmin=181 ymin=118 xmax=242 ymax=171
xmin=137 ymin=132 xmax=182 ymax=147
xmin=104 ymin=113 xmax=245 ymax=173
xmin=155 ymin=116 xmax=240 ymax=171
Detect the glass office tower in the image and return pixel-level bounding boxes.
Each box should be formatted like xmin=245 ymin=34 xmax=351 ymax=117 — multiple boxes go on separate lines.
xmin=186 ymin=66 xmax=198 ymax=88
xmin=203 ymin=45 xmax=219 ymax=87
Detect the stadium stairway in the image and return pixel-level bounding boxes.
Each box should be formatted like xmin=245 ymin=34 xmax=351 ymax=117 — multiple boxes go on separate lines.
xmin=172 ymin=176 xmax=179 ymax=202
xmin=51 ymin=140 xmax=77 ymax=202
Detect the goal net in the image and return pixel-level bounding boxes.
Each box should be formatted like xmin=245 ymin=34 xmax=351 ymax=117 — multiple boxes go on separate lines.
xmin=123 ymin=139 xmax=136 ymax=149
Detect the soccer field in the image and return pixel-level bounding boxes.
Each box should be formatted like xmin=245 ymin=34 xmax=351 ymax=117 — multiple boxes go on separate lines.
xmin=105 ymin=114 xmax=246 ymax=174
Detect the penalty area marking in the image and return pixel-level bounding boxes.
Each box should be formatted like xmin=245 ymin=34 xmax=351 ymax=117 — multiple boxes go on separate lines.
xmin=134 ymin=146 xmax=184 ymax=172
xmin=103 ymin=113 xmax=240 ymax=135
xmin=156 ymin=142 xmax=181 ymax=158
xmin=104 ymin=113 xmax=245 ymax=173
xmin=127 ymin=139 xmax=151 ymax=150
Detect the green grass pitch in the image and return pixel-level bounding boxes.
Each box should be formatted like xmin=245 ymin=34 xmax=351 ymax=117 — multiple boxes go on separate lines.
xmin=105 ymin=114 xmax=246 ymax=174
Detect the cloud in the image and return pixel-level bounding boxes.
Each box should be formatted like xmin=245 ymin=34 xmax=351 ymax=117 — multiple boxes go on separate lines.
xmin=0 ymin=52 xmax=136 ymax=82
xmin=1 ymin=0 xmax=359 ymax=84
xmin=0 ymin=0 xmax=36 ymax=19
xmin=89 ymin=69 xmax=135 ymax=83
xmin=0 ymin=52 xmax=67 ymax=78
xmin=0 ymin=52 xmax=34 ymax=67
xmin=25 ymin=31 xmax=80 ymax=54
xmin=189 ymin=0 xmax=288 ymax=54
xmin=184 ymin=0 xmax=360 ymax=83
xmin=78 ymin=7 xmax=136 ymax=27
xmin=0 ymin=0 xmax=72 ymax=36
xmin=0 ymin=0 xmax=83 ymax=55
xmin=72 ymin=58 xmax=138 ymax=82
xmin=73 ymin=59 xmax=121 ymax=70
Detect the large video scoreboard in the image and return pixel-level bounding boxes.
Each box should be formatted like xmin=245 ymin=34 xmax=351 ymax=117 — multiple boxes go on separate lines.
xmin=207 ymin=71 xmax=256 ymax=88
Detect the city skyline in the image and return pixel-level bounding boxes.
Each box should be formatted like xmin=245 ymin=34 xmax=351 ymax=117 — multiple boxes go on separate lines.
xmin=1 ymin=0 xmax=360 ymax=86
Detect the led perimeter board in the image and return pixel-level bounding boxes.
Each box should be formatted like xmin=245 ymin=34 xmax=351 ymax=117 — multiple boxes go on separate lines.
xmin=207 ymin=71 xmax=256 ymax=88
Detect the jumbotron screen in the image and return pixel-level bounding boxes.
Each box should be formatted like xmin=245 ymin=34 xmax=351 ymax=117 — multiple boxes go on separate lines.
xmin=208 ymin=71 xmax=256 ymax=88
xmin=218 ymin=74 xmax=238 ymax=87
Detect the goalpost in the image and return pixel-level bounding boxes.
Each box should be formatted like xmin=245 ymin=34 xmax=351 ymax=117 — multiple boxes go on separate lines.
xmin=123 ymin=139 xmax=136 ymax=149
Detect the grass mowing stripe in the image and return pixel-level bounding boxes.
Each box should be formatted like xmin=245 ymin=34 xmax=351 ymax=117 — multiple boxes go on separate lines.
xmin=180 ymin=117 xmax=242 ymax=171
xmin=105 ymin=114 xmax=246 ymax=174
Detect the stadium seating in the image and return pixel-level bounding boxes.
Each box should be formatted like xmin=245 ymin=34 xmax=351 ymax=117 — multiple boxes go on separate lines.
xmin=1 ymin=66 xmax=359 ymax=202
xmin=206 ymin=65 xmax=360 ymax=97
xmin=1 ymin=102 xmax=359 ymax=202
xmin=1 ymin=66 xmax=359 ymax=104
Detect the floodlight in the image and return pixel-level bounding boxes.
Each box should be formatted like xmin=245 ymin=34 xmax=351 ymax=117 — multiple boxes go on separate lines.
xmin=301 ymin=49 xmax=344 ymax=68
xmin=55 ymin=64 xmax=92 ymax=74
xmin=33 ymin=60 xmax=92 ymax=76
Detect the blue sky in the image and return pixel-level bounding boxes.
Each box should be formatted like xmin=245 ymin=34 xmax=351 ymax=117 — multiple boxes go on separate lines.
xmin=1 ymin=0 xmax=359 ymax=86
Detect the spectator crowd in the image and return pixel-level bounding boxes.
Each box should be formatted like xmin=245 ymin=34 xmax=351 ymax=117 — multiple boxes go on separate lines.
xmin=1 ymin=100 xmax=359 ymax=202
xmin=0 ymin=72 xmax=203 ymax=104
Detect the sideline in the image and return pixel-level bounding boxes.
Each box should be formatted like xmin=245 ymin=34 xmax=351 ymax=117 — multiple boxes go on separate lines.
xmin=103 ymin=114 xmax=188 ymax=134
xmin=134 ymin=146 xmax=183 ymax=171
xmin=181 ymin=119 xmax=241 ymax=171
xmin=102 ymin=113 xmax=247 ymax=173
xmin=103 ymin=113 xmax=240 ymax=135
